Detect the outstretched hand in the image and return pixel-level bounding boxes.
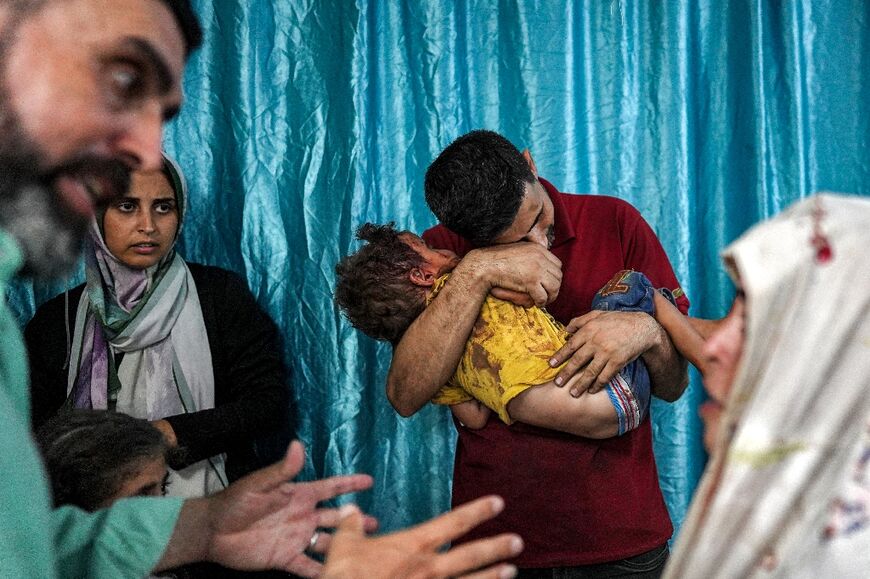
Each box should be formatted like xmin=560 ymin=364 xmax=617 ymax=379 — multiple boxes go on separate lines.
xmin=322 ymin=496 xmax=523 ymax=579
xmin=160 ymin=441 xmax=376 ymax=576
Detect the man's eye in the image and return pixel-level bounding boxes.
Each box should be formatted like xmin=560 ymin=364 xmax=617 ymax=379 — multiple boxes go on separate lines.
xmin=105 ymin=61 xmax=145 ymax=105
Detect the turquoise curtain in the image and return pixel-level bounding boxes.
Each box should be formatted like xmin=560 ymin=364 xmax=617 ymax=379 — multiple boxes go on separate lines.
xmin=8 ymin=0 xmax=870 ymax=536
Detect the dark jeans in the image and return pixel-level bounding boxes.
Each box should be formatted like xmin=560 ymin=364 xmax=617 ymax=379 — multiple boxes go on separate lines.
xmin=516 ymin=544 xmax=669 ymax=579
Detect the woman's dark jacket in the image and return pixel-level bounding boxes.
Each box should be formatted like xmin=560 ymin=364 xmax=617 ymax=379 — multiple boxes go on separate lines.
xmin=24 ymin=263 xmax=292 ymax=482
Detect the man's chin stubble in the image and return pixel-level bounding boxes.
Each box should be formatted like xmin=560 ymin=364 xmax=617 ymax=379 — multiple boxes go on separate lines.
xmin=0 ymin=94 xmax=108 ymax=279
xmin=0 ymin=181 xmax=86 ymax=279
xmin=0 ymin=87 xmax=84 ymax=277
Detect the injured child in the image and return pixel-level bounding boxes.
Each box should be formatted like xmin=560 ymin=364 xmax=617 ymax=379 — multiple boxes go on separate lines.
xmin=335 ymin=222 xmax=683 ymax=438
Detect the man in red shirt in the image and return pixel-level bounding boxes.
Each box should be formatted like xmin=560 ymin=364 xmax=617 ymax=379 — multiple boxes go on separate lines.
xmin=388 ymin=130 xmax=690 ymax=577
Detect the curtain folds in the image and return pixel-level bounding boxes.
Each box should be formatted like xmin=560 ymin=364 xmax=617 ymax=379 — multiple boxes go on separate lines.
xmin=8 ymin=0 xmax=869 ymax=535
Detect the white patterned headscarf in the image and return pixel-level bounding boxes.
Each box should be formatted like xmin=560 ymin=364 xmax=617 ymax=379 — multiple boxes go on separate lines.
xmin=666 ymin=193 xmax=870 ymax=578
xmin=66 ymin=153 xmax=227 ymax=498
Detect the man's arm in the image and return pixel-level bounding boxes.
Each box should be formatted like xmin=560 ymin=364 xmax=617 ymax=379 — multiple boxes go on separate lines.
xmin=386 ymin=243 xmax=562 ymax=417
xmin=550 ymin=311 xmax=688 ymax=402
xmin=638 ymin=316 xmax=689 ymax=402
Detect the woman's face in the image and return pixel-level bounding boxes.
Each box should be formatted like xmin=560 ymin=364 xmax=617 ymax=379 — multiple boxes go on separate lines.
xmin=699 ymin=295 xmax=745 ymax=452
xmin=102 ymin=169 xmax=179 ymax=269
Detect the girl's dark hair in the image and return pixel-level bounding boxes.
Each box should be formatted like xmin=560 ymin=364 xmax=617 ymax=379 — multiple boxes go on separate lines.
xmin=36 ymin=410 xmax=178 ymax=511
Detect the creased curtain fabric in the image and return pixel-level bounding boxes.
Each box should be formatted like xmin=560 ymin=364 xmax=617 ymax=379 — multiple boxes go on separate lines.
xmin=7 ymin=0 xmax=870 ymax=535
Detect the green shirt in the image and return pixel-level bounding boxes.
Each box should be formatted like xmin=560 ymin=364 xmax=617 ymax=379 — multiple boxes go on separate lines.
xmin=0 ymin=229 xmax=183 ymax=578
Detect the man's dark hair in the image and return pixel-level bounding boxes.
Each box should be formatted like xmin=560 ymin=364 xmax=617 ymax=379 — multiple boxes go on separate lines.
xmin=36 ymin=410 xmax=180 ymax=511
xmin=335 ymin=223 xmax=428 ymax=344
xmin=0 ymin=2 xmax=201 ymax=56
xmin=158 ymin=0 xmax=203 ymax=56
xmin=425 ymin=130 xmax=535 ymax=246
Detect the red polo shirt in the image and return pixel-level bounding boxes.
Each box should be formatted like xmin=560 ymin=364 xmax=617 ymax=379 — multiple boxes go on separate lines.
xmin=422 ymin=179 xmax=690 ymax=567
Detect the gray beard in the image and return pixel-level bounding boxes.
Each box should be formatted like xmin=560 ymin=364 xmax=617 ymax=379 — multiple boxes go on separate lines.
xmin=0 ymin=88 xmax=86 ymax=279
xmin=0 ymin=181 xmax=84 ymax=278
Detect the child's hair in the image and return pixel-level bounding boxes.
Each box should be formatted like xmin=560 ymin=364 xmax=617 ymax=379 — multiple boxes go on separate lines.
xmin=36 ymin=410 xmax=181 ymax=511
xmin=335 ymin=222 xmax=429 ymax=344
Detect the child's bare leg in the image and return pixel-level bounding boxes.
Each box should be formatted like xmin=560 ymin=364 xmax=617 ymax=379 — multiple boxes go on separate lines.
xmin=507 ymin=378 xmax=619 ymax=439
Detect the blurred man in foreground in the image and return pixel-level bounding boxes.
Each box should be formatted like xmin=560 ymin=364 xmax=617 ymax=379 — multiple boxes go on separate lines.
xmin=0 ymin=1 xmax=521 ymax=577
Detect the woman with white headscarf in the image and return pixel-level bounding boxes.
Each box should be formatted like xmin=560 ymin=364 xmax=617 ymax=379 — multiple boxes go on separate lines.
xmin=663 ymin=193 xmax=870 ymax=578
xmin=25 ymin=154 xmax=290 ymax=498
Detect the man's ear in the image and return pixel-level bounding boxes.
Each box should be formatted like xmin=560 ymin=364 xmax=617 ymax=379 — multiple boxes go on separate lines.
xmin=409 ymin=267 xmax=435 ymax=287
xmin=521 ymin=148 xmax=539 ymax=177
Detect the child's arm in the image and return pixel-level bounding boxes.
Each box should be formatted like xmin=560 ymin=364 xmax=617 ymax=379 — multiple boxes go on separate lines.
xmin=652 ymin=292 xmax=710 ymax=375
xmin=686 ymin=316 xmax=722 ymax=340
xmin=449 ymin=400 xmax=491 ymax=429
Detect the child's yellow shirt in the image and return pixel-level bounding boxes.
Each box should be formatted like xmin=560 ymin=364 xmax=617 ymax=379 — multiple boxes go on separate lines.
xmin=428 ymin=275 xmax=567 ymax=423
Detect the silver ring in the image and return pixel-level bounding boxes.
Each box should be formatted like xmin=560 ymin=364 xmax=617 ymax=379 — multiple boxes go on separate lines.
xmin=308 ymin=531 xmax=320 ymax=550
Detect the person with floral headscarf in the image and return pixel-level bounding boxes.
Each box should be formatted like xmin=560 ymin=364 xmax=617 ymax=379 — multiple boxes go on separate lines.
xmin=25 ymin=153 xmax=290 ymax=499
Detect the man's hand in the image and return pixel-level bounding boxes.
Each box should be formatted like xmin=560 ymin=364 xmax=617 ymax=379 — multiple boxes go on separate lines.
xmin=549 ymin=310 xmax=662 ymax=396
xmin=462 ymin=242 xmax=562 ymax=307
xmin=157 ymin=441 xmax=376 ymax=576
xmin=322 ymin=496 xmax=523 ymax=579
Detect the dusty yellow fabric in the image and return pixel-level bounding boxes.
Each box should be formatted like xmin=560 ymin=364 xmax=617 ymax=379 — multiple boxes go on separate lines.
xmin=429 ymin=275 xmax=566 ymax=423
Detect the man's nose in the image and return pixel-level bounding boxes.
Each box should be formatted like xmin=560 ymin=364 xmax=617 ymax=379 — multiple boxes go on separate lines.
xmin=526 ymin=228 xmax=550 ymax=248
xmin=112 ymin=102 xmax=165 ymax=171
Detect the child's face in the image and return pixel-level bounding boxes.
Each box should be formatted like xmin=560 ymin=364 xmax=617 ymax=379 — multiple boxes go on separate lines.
xmin=401 ymin=233 xmax=460 ymax=278
xmin=99 ymin=454 xmax=169 ymax=508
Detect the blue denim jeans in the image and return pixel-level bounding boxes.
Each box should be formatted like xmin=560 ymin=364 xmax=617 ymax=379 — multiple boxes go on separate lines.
xmin=516 ymin=544 xmax=669 ymax=579
xmin=590 ymin=270 xmax=656 ymax=424
xmin=592 ymin=270 xmax=657 ymax=315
